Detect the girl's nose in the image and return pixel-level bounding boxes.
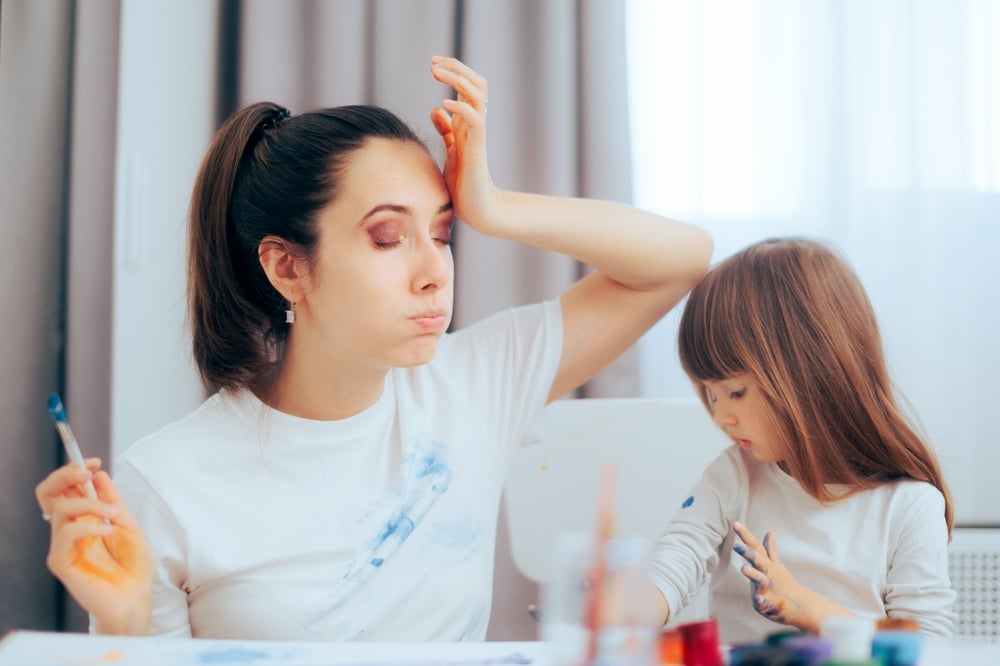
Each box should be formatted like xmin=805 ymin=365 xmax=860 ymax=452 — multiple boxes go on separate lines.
xmin=712 ymin=405 xmax=737 ymax=428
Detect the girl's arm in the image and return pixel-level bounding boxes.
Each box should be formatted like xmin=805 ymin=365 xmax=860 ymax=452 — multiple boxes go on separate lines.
xmin=881 ymin=485 xmax=956 ymax=637
xmin=429 ymin=57 xmax=712 ymax=402
xmin=641 ymin=448 xmax=747 ymax=627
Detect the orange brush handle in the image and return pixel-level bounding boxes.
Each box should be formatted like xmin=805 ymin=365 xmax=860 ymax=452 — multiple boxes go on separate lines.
xmin=584 ymin=464 xmax=617 ymax=663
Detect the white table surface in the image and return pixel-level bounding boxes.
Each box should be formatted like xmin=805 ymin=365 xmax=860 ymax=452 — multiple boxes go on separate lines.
xmin=0 ymin=630 xmax=996 ymax=666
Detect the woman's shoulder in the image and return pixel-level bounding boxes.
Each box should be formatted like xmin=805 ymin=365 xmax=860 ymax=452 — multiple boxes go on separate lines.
xmin=116 ymin=391 xmax=250 ymax=469
xmin=440 ymin=299 xmax=561 ymax=348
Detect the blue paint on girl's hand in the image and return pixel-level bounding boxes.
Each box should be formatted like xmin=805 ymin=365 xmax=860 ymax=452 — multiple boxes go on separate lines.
xmin=752 ymin=592 xmax=787 ymax=623
xmin=682 ymin=495 xmax=694 ymax=508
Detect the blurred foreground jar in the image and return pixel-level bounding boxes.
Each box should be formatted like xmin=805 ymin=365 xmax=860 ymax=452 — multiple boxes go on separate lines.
xmin=541 ymin=533 xmax=657 ymax=666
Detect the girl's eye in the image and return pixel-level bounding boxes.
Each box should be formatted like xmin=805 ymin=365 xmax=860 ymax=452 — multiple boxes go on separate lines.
xmin=730 ymin=389 xmax=746 ymax=399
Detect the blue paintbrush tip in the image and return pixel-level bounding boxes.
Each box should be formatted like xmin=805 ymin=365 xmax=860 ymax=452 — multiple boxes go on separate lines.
xmin=47 ymin=393 xmax=67 ymax=422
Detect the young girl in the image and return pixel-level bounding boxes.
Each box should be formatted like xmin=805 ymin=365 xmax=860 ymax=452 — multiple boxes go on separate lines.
xmin=34 ymin=57 xmax=712 ymax=639
xmin=638 ymin=237 xmax=954 ymax=644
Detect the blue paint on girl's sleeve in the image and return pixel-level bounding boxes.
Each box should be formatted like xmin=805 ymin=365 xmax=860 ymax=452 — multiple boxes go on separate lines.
xmin=682 ymin=495 xmax=694 ymax=508
xmin=371 ymin=557 xmax=384 ymax=567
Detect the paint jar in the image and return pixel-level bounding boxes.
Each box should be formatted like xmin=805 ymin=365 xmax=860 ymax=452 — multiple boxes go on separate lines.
xmin=871 ymin=630 xmax=923 ymax=666
xmin=819 ymin=616 xmax=876 ymax=662
xmin=876 ymin=617 xmax=921 ymax=633
xmin=728 ymin=643 xmax=808 ymax=665
xmin=781 ymin=634 xmax=834 ymax=665
xmin=657 ymin=628 xmax=684 ymax=665
xmin=540 ymin=533 xmax=655 ymax=666
xmin=764 ymin=629 xmax=808 ymax=646
xmin=675 ymin=618 xmax=723 ymax=666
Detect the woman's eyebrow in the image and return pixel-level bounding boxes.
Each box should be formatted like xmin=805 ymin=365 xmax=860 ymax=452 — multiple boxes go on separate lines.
xmin=358 ymin=202 xmax=453 ymax=224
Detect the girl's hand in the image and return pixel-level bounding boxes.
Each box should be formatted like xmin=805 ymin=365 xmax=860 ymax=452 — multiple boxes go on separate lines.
xmin=36 ymin=461 xmax=154 ymax=635
xmin=733 ymin=521 xmax=808 ymax=629
xmin=428 ymin=56 xmax=501 ymax=234
xmin=733 ymin=522 xmax=854 ymax=633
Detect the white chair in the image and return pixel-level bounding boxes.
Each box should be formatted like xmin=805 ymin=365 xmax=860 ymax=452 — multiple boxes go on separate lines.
xmin=503 ymin=398 xmax=730 ymax=627
xmin=948 ymin=526 xmax=1000 ymax=643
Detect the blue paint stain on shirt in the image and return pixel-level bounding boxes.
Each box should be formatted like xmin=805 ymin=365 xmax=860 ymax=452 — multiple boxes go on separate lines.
xmin=682 ymin=495 xmax=694 ymax=508
xmin=341 ymin=438 xmax=454 ymax=584
xmin=375 ymin=512 xmax=416 ymax=545
xmin=416 ymin=453 xmax=450 ymax=478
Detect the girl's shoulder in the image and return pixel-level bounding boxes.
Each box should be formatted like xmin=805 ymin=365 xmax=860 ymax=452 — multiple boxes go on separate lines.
xmin=701 ymin=444 xmax=755 ymax=490
xmin=880 ymin=476 xmax=947 ymax=509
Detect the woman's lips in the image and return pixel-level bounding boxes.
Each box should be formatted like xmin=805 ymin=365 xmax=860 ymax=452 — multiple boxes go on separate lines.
xmin=410 ymin=312 xmax=448 ymax=331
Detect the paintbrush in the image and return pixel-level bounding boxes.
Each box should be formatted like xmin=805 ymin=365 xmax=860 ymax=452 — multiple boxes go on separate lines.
xmin=47 ymin=392 xmax=99 ymax=500
xmin=583 ymin=463 xmax=617 ymax=663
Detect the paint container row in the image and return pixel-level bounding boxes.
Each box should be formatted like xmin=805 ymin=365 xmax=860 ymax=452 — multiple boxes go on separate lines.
xmin=657 ymin=616 xmax=923 ymax=666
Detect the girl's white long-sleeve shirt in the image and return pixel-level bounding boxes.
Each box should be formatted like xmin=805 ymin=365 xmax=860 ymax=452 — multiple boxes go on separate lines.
xmin=648 ymin=445 xmax=955 ymax=644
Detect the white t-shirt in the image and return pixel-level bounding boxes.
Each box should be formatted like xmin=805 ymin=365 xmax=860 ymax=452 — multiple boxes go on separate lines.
xmin=648 ymin=445 xmax=956 ymax=644
xmin=113 ymin=300 xmax=563 ymax=641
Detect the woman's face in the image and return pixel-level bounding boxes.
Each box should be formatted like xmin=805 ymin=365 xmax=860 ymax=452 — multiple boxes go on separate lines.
xmin=298 ymin=138 xmax=455 ymax=370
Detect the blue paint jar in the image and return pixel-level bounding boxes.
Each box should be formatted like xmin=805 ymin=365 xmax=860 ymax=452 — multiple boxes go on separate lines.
xmin=871 ymin=630 xmax=923 ymax=666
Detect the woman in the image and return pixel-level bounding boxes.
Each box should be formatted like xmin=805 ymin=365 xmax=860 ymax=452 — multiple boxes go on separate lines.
xmin=36 ymin=57 xmax=712 ymax=640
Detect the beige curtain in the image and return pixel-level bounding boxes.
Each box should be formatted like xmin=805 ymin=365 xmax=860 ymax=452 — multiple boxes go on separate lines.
xmin=1 ymin=0 xmax=633 ymax=638
xmin=0 ymin=0 xmax=120 ymax=633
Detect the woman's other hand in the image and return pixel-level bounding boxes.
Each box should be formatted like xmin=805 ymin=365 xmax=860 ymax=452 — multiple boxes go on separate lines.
xmin=429 ymin=56 xmax=502 ymax=234
xmin=36 ymin=461 xmax=153 ymax=634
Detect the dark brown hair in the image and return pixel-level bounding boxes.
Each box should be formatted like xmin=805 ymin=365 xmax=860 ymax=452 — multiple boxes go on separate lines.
xmin=678 ymin=237 xmax=953 ymax=534
xmin=188 ymin=102 xmax=425 ymax=393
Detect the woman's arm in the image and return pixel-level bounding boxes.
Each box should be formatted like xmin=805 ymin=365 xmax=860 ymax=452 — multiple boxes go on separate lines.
xmin=429 ymin=56 xmax=712 ymax=402
xmin=484 ymin=192 xmax=711 ymax=401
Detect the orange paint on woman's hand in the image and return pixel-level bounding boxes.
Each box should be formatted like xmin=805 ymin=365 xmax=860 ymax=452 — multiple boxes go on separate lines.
xmin=70 ymin=515 xmax=152 ymax=590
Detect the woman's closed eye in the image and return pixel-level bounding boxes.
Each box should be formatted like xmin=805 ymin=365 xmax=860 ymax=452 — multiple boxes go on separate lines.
xmin=730 ymin=389 xmax=746 ymax=399
xmin=368 ymin=221 xmax=405 ymax=249
xmin=433 ymin=219 xmax=454 ymax=247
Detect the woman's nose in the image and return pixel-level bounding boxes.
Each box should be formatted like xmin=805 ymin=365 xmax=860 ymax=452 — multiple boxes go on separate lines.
xmin=413 ymin=238 xmax=452 ymax=292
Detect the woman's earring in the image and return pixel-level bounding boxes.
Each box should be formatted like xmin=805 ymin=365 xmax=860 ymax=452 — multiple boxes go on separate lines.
xmin=285 ymin=301 xmax=296 ymax=324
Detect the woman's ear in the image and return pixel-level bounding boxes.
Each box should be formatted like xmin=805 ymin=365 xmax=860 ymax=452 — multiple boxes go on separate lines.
xmin=258 ymin=235 xmax=308 ymax=302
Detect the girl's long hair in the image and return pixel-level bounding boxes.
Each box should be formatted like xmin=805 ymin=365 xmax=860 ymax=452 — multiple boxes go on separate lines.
xmin=678 ymin=237 xmax=953 ymax=534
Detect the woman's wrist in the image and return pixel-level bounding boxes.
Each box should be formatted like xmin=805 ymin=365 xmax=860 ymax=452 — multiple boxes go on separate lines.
xmin=94 ymin=598 xmax=152 ymax=636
